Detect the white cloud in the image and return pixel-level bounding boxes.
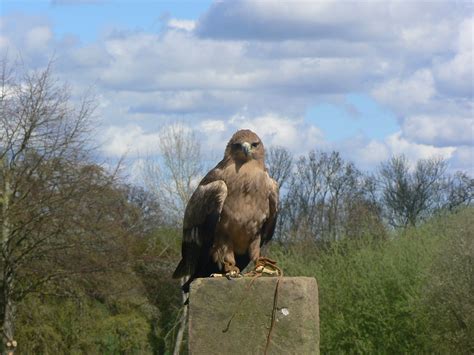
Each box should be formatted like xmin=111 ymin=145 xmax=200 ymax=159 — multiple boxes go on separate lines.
xmin=167 ymin=19 xmax=196 ymax=31
xmin=372 ymin=69 xmax=435 ymax=112
xmin=347 ymin=132 xmax=457 ymax=171
xmin=197 ymin=0 xmax=389 ymax=41
xmin=199 ymin=120 xmax=226 ymax=133
xmin=196 ymin=0 xmax=466 ymax=45
xmin=402 ymin=115 xmax=473 ymax=147
xmin=449 ymin=146 xmax=474 ymax=174
xmin=385 ymin=132 xmax=456 ymax=162
xmin=2 ymin=3 xmax=472 ymax=173
xmin=101 ymin=125 xmax=161 ymax=157
xmin=193 ymin=114 xmax=327 ymax=159
xmin=125 ymin=90 xmax=242 ymax=116
xmin=355 ymin=139 xmax=391 ymax=168
xmin=433 ymin=18 xmax=474 ymax=97
xmin=25 ymin=26 xmax=52 ymax=51
xmin=228 ymin=113 xmax=325 ymax=154
xmin=0 ymin=35 xmax=9 ymax=50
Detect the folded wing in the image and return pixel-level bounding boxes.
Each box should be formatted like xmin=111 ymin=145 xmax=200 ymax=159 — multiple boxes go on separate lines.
xmin=260 ymin=176 xmax=279 ymax=246
xmin=172 ymin=179 xmax=227 ymax=279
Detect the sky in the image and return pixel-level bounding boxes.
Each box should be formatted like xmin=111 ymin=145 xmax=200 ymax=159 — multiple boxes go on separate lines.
xmin=1 ymin=0 xmax=473 ymax=175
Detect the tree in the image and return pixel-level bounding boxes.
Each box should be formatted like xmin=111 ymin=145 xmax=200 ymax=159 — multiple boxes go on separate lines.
xmin=320 ymin=153 xmax=361 ymax=240
xmin=11 ymin=169 xmax=164 ymax=354
xmin=281 ymin=151 xmax=363 ymax=241
xmin=440 ymin=171 xmax=473 ymax=211
xmin=124 ymin=184 xmax=164 ymax=235
xmin=0 ymin=60 xmax=98 ymax=351
xmin=379 ymin=155 xmax=447 ymax=227
xmin=342 ymin=174 xmax=386 ymax=240
xmin=141 ymin=124 xmax=205 ymax=355
xmin=266 ymin=145 xmax=293 ymax=189
xmin=141 ymin=124 xmax=204 ymax=224
xmin=378 ymin=155 xmax=447 ymax=227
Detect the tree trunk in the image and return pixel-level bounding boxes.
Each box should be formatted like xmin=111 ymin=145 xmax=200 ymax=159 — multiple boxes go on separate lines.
xmin=1 ymin=295 xmax=16 ymax=355
xmin=1 ymin=173 xmax=16 ymax=354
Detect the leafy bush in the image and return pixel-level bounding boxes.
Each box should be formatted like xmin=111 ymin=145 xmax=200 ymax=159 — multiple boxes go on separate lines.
xmin=269 ymin=208 xmax=473 ymax=353
xmin=420 ymin=209 xmax=474 ymax=353
xmin=16 ymin=293 xmax=157 ymax=354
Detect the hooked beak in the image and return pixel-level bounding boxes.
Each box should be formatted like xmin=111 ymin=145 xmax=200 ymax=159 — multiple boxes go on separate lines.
xmin=242 ymin=142 xmax=251 ymax=156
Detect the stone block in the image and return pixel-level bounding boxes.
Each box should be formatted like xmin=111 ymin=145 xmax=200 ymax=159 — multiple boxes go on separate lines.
xmin=188 ymin=277 xmax=319 ymax=354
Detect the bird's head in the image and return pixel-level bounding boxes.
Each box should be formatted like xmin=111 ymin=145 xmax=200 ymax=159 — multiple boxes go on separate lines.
xmin=225 ymin=129 xmax=264 ymax=163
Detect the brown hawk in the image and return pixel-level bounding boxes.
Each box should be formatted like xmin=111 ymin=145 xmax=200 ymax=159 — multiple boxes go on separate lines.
xmin=173 ymin=129 xmax=279 ymax=291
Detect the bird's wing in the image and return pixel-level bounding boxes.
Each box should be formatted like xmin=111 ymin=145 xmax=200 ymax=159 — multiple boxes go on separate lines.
xmin=260 ymin=176 xmax=279 ymax=246
xmin=172 ymin=176 xmax=227 ymax=279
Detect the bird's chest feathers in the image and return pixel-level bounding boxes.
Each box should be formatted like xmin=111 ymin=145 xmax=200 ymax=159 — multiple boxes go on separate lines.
xmin=222 ymin=161 xmax=268 ymax=202
xmin=218 ymin=162 xmax=269 ymax=243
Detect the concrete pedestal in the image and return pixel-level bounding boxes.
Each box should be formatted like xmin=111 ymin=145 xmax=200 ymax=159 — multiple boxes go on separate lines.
xmin=188 ymin=277 xmax=319 ymax=354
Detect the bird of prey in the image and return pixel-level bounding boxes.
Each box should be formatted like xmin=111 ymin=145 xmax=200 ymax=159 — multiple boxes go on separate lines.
xmin=173 ymin=129 xmax=279 ymax=291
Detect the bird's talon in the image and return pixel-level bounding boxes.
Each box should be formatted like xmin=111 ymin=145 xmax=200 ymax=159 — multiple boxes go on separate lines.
xmin=224 ymin=269 xmax=241 ymax=279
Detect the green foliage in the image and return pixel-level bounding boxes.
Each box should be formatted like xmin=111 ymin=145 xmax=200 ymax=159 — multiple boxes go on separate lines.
xmin=421 ymin=209 xmax=474 ymax=353
xmin=16 ymin=294 xmax=156 ymax=354
xmin=269 ymin=208 xmax=473 ymax=353
xmin=13 ymin=226 xmax=181 ymax=354
xmin=12 ymin=201 xmax=473 ymax=354
xmin=134 ymin=227 xmax=184 ymax=354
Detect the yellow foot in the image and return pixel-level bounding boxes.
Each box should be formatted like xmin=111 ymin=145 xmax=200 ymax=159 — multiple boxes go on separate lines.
xmin=225 ymin=270 xmax=242 ymax=280
xmin=244 ymin=257 xmax=282 ymax=277
xmin=210 ymin=270 xmax=242 ymax=279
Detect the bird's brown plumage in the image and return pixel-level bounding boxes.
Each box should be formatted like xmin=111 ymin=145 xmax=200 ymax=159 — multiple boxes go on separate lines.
xmin=172 ymin=129 xmax=279 ymax=289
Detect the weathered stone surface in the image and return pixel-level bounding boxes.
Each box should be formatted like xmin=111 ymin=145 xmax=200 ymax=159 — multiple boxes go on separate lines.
xmin=188 ymin=277 xmax=319 ymax=354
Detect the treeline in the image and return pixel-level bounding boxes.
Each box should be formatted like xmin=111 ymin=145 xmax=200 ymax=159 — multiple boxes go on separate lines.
xmin=268 ymin=147 xmax=472 ymax=242
xmin=1 ymin=63 xmax=472 ymax=353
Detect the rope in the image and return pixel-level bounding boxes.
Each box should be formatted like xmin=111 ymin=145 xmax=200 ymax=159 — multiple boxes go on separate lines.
xmin=221 ymin=257 xmax=284 ymax=355
xmin=264 ymin=264 xmax=283 ymax=355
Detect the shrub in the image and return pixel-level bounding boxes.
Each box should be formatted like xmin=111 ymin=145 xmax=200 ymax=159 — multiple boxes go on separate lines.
xmin=16 ymin=294 xmax=156 ymax=354
xmin=268 ymin=210 xmax=474 ymax=353
xmin=420 ymin=209 xmax=474 ymax=353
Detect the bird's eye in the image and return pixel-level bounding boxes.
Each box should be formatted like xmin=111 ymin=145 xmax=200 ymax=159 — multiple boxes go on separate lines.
xmin=251 ymin=142 xmax=260 ymax=148
xmin=232 ymin=143 xmax=242 ymax=149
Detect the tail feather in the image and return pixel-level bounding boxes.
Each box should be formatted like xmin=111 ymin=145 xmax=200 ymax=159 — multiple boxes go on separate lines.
xmin=182 ymin=277 xmax=193 ymax=293
xmin=172 ymin=259 xmax=188 ymax=279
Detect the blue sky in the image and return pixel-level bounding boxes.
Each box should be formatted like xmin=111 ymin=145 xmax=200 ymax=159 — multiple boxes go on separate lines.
xmin=306 ymin=94 xmax=399 ymax=141
xmin=3 ymin=0 xmax=213 ymax=42
xmin=1 ymin=0 xmax=473 ymax=173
